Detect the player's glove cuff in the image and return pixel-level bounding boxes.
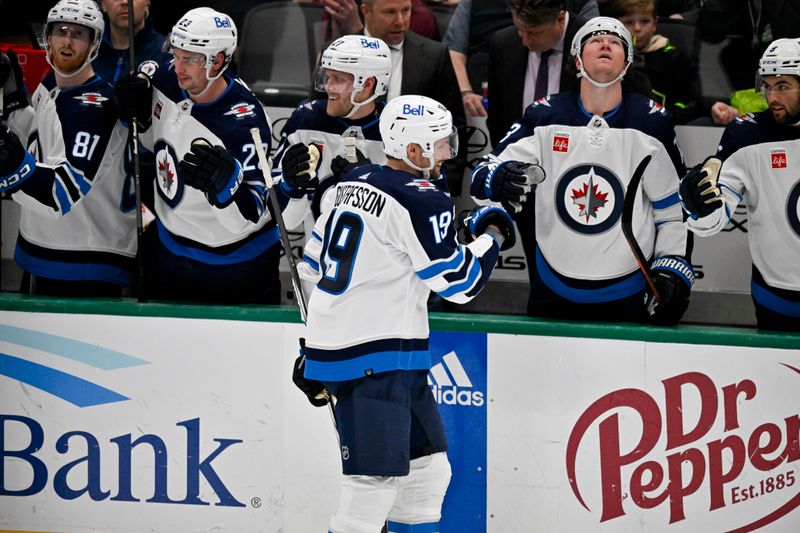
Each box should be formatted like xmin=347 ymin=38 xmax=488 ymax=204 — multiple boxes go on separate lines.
xmin=292 ymin=339 xmax=330 ymax=408
xmin=210 ymin=160 xmax=243 ymax=207
xmin=458 ymin=205 xmax=517 ymax=251
xmin=0 ymin=150 xmax=35 ymax=194
xmin=651 ymin=255 xmax=695 ymax=289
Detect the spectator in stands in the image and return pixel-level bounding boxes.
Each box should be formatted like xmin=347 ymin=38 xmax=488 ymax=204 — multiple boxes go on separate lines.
xmin=613 ymin=0 xmax=697 ymax=123
xmin=95 ymin=0 xmax=170 ymax=84
xmin=696 ymin=0 xmax=800 ymax=126
xmin=680 ymin=38 xmax=800 ymax=331
xmin=321 ymin=0 xmax=439 ymax=41
xmin=445 ymin=0 xmax=599 ymax=118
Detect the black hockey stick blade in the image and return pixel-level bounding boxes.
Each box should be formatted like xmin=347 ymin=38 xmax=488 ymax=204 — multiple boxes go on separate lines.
xmin=620 ymin=155 xmax=661 ymax=302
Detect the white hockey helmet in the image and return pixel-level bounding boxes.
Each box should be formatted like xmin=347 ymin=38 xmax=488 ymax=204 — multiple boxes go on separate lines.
xmin=759 ymin=38 xmax=800 ymax=78
xmin=170 ymin=7 xmax=237 ymax=82
xmin=44 ymin=0 xmax=105 ymax=77
xmin=380 ymin=95 xmax=458 ymax=172
xmin=570 ymin=17 xmax=633 ymax=88
xmin=315 ymin=35 xmax=391 ymax=118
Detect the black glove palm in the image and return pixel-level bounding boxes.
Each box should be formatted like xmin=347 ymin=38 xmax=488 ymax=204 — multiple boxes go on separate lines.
xmin=329 ymin=148 xmax=370 ymax=181
xmin=114 ymin=73 xmax=153 ymax=129
xmin=179 ymin=143 xmax=242 ymax=208
xmin=281 ymin=143 xmax=319 ymax=198
xmin=487 ymin=161 xmax=545 ymax=215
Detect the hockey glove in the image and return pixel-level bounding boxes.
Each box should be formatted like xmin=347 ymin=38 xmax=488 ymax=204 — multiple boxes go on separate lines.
xmin=280 ymin=143 xmax=320 ymax=198
xmin=679 ymin=157 xmax=723 ymax=219
xmin=114 ymin=73 xmax=152 ymax=130
xmin=292 ymin=340 xmax=330 ymax=407
xmin=179 ymin=142 xmax=243 ymax=208
xmin=482 ymin=160 xmax=545 ymax=215
xmin=645 ymin=256 xmax=694 ymax=324
xmin=329 ymin=148 xmax=370 ymax=181
xmin=0 ymin=50 xmax=29 ymax=115
xmin=458 ymin=205 xmax=517 ymax=251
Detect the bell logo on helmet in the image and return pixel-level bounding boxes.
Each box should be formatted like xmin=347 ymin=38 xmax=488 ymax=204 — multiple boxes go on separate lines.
xmin=402 ymin=104 xmax=424 ymax=116
xmin=214 ymin=16 xmax=231 ymax=28
xmin=360 ymin=38 xmax=379 ymax=49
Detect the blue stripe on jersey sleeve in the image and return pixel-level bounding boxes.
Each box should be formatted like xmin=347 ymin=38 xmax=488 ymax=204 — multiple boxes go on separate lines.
xmin=652 ymin=191 xmax=680 ymax=209
xmin=416 ymin=247 xmax=465 ymax=280
xmin=311 ymin=231 xmax=322 ymax=242
xmin=720 ymin=183 xmax=743 ymax=202
xmin=303 ymin=253 xmax=320 ymax=272
xmin=54 ymin=179 xmax=72 ymax=215
xmin=437 ymin=254 xmax=481 ymax=298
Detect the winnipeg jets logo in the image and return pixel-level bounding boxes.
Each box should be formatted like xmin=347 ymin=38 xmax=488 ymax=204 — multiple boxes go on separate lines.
xmin=648 ymin=101 xmax=666 ymax=115
xmin=224 ymin=102 xmax=256 ymax=119
xmin=153 ymin=141 xmax=183 ymax=207
xmin=158 ymin=154 xmax=176 ymax=197
xmin=556 ymin=164 xmax=624 ymax=234
xmin=73 ymin=92 xmax=108 ymax=107
xmin=571 ymin=170 xmax=609 ymax=222
xmin=406 ymin=179 xmax=438 ymax=191
xmin=787 ymin=179 xmax=800 ymax=239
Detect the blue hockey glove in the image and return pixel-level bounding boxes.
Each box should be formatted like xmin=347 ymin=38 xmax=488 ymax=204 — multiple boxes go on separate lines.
xmin=458 ymin=205 xmax=517 ymax=251
xmin=679 ymin=157 xmax=723 ymax=219
xmin=292 ymin=338 xmax=330 ymax=407
xmin=280 ymin=143 xmax=320 ymax=198
xmin=646 ymin=256 xmax=694 ymax=324
xmin=329 ymin=148 xmax=370 ymax=182
xmin=113 ymin=72 xmax=152 ymax=130
xmin=481 ymin=160 xmax=545 ymax=215
xmin=0 ymin=50 xmax=29 ymax=115
xmin=179 ymin=142 xmax=243 ymax=208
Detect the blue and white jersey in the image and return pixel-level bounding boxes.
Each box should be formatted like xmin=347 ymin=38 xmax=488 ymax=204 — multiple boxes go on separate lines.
xmin=140 ymin=64 xmax=279 ymax=263
xmin=301 ymin=165 xmax=499 ymax=381
xmin=686 ymin=112 xmax=800 ymax=314
xmin=6 ymin=73 xmax=135 ymax=285
xmin=472 ymin=92 xmax=688 ymax=302
xmin=273 ymin=99 xmax=387 ymax=231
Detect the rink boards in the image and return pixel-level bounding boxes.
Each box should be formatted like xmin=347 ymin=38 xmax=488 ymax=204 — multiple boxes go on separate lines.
xmin=0 ymin=298 xmax=798 ymax=532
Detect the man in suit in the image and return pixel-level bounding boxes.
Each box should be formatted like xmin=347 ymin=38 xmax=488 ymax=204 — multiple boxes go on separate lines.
xmin=360 ymin=0 xmax=468 ymax=194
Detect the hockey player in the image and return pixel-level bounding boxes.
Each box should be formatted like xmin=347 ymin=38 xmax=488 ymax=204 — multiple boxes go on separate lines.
xmin=275 ymin=34 xmax=391 ymax=237
xmin=680 ymin=38 xmax=800 ymax=332
xmin=114 ymin=8 xmax=281 ymax=304
xmin=293 ymin=95 xmax=516 ymax=533
xmin=471 ymin=17 xmax=691 ymax=323
xmin=0 ymin=0 xmax=136 ymax=297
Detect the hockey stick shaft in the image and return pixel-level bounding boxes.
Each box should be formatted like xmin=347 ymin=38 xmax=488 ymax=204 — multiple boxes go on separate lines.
xmin=621 ymin=154 xmax=661 ymax=302
xmin=127 ymin=0 xmax=146 ymax=302
xmin=250 ymin=127 xmax=308 ymax=322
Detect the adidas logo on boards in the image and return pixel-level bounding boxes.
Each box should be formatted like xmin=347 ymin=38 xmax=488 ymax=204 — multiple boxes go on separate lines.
xmin=428 ymin=351 xmax=485 ymax=407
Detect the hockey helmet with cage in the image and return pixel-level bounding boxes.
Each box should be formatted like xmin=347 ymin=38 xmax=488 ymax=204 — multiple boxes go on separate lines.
xmin=759 ymin=38 xmax=800 ymax=79
xmin=169 ymin=7 xmax=237 ymax=82
xmin=315 ymin=36 xmax=391 ymax=118
xmin=570 ymin=17 xmax=633 ymax=88
xmin=380 ymin=95 xmax=458 ymax=172
xmin=44 ymin=0 xmax=105 ymax=77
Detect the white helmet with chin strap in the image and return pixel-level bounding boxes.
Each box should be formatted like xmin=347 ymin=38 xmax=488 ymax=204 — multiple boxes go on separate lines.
xmin=44 ymin=0 xmax=105 ymax=78
xmin=169 ymin=7 xmax=237 ymax=94
xmin=759 ymin=38 xmax=800 ymax=78
xmin=570 ymin=16 xmax=633 ymax=88
xmin=315 ymin=35 xmax=391 ymax=119
xmin=380 ymin=95 xmax=458 ymax=173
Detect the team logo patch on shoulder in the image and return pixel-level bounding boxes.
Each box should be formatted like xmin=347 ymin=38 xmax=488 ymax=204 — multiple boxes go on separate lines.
xmin=553 ymin=132 xmax=570 ymax=152
xmin=648 ymin=100 xmax=666 ymax=115
xmin=771 ymin=148 xmax=787 ymax=169
xmin=224 ymin=102 xmax=256 ymax=119
xmin=74 ymin=92 xmax=108 ymax=107
xmin=555 ymin=164 xmax=624 ymax=234
xmin=532 ymin=97 xmax=551 ymax=108
xmin=138 ymin=60 xmax=159 ymax=77
xmin=406 ymin=178 xmax=439 ymax=191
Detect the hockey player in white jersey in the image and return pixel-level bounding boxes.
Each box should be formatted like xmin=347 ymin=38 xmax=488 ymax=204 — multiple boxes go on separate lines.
xmin=680 ymin=38 xmax=800 ymax=331
xmin=113 ymin=7 xmax=281 ymax=304
xmin=0 ymin=0 xmax=136 ymax=297
xmin=292 ymin=95 xmax=516 ymax=533
xmin=274 ymin=35 xmax=391 ymax=237
xmin=471 ymin=17 xmax=692 ymax=324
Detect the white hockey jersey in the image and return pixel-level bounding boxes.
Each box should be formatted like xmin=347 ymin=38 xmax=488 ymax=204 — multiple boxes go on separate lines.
xmin=301 ymin=165 xmax=499 ymax=382
xmin=472 ymin=92 xmax=688 ymax=303
xmin=7 ymin=73 xmax=136 ymax=285
xmin=686 ymin=112 xmax=800 ymax=309
xmin=139 ymin=65 xmax=279 ymax=262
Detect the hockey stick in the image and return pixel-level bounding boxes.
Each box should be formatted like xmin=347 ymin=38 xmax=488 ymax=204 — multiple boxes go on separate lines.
xmin=127 ymin=0 xmax=146 ymax=302
xmin=250 ymin=128 xmax=340 ymax=443
xmin=620 ymin=154 xmax=661 ymax=304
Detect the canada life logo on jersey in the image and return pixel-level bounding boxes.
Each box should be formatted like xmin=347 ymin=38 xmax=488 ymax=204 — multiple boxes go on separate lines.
xmin=553 ymin=133 xmax=570 ymax=153
xmin=771 ymin=148 xmax=787 ymax=169
xmin=566 ymin=365 xmax=800 ymax=531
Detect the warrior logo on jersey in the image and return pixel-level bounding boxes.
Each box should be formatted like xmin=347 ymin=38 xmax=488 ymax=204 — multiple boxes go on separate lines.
xmin=406 ymin=178 xmax=439 ymax=191
xmin=555 ymin=164 xmax=624 ymax=234
xmin=224 ymin=102 xmax=256 ymax=119
xmin=787 ymin=179 xmax=800 ymax=238
xmin=771 ymin=148 xmax=787 ymax=169
xmin=73 ymin=92 xmax=108 ymax=107
xmin=154 ymin=141 xmax=184 ymax=207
